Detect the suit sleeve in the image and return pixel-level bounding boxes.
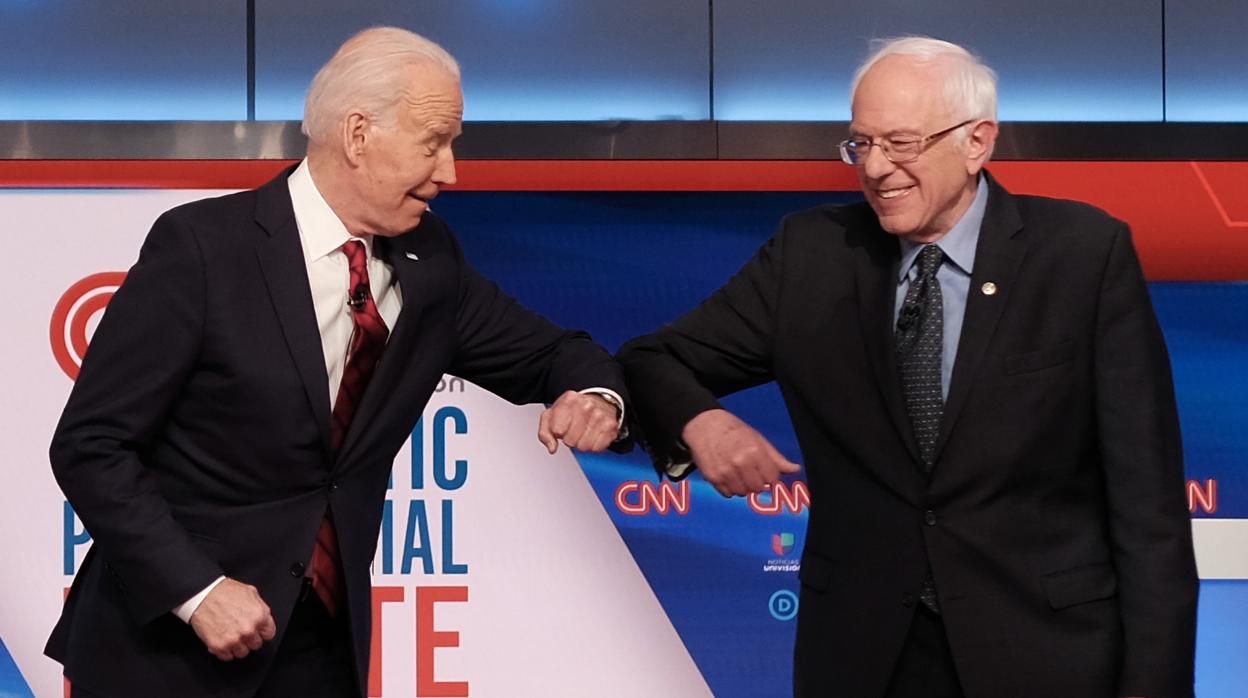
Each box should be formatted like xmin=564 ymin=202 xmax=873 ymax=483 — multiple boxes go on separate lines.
xmin=1093 ymin=223 xmax=1199 ymax=697
xmin=447 ymin=251 xmax=627 ymax=408
xmin=617 ymin=217 xmax=788 ymax=473
xmin=49 ymin=209 xmax=225 ymax=625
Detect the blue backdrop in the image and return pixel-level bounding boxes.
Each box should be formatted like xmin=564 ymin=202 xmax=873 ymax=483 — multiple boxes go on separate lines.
xmin=436 ymin=190 xmax=1246 ymax=697
xmin=2 ymin=190 xmax=1240 ymax=697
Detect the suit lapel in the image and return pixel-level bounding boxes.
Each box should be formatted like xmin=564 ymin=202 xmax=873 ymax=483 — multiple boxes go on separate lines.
xmin=253 ymin=169 xmax=334 ymax=457
xmin=334 ymin=229 xmax=434 ymax=461
xmin=933 ymin=174 xmax=1027 ymax=460
xmin=853 ymin=219 xmax=924 ymax=467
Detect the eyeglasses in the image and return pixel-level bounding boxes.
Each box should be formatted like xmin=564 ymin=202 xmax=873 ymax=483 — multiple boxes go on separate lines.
xmin=838 ymin=119 xmax=976 ymax=166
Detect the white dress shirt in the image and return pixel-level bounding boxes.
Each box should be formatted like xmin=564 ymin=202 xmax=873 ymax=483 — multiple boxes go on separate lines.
xmin=174 ymin=159 xmax=401 ymax=622
xmin=288 ymin=159 xmax=403 ymax=404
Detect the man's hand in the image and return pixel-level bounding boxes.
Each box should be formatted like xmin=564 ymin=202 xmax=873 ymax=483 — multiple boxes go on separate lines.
xmin=538 ymin=390 xmax=620 ymax=454
xmin=682 ymin=409 xmax=801 ymax=497
xmin=189 ymin=577 xmax=277 ymax=661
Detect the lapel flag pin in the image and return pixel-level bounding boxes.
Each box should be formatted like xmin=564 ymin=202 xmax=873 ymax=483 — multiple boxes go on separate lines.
xmin=981 ymin=282 xmax=998 ymax=296
xmin=405 ymin=252 xmax=420 ymax=261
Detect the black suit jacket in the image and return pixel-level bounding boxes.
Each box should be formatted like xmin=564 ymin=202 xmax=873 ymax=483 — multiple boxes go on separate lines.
xmin=47 ymin=169 xmax=626 ymax=697
xmin=618 ymin=174 xmax=1198 ymax=698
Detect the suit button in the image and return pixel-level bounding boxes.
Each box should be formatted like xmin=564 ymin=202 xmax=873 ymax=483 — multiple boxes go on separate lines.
xmin=902 ymin=593 xmax=915 ymax=608
xmin=328 ymin=481 xmax=339 ymax=493
xmin=289 ymin=561 xmax=306 ymax=577
xmin=924 ymin=510 xmax=937 ymax=526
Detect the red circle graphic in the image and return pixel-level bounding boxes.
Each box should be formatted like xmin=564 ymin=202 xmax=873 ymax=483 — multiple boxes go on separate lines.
xmin=50 ymin=272 xmax=127 ymax=381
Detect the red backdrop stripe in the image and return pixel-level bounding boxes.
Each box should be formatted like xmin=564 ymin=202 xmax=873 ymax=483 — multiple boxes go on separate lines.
xmin=2 ymin=160 xmax=1246 ymax=280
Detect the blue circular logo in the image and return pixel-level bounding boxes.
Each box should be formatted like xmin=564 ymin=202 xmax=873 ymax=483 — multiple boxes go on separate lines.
xmin=768 ymin=589 xmax=799 ymax=621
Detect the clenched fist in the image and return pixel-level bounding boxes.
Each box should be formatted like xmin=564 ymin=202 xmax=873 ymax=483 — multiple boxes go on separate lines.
xmin=537 ymin=390 xmax=621 ymax=454
xmin=189 ymin=577 xmax=277 ymax=661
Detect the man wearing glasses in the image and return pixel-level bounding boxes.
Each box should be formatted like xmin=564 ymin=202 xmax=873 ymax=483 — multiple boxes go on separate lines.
xmin=619 ymin=36 xmax=1197 ymax=698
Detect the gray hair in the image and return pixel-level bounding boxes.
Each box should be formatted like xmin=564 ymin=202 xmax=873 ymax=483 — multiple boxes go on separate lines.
xmin=302 ymin=26 xmax=461 ymax=146
xmin=850 ymin=36 xmax=998 ymax=125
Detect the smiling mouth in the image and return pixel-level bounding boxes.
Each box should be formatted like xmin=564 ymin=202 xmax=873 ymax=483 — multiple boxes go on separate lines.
xmin=877 ymin=186 xmax=914 ymax=200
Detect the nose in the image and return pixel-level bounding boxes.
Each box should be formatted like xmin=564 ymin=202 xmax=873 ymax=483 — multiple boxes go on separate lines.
xmin=860 ymin=143 xmax=895 ymax=180
xmin=434 ymin=147 xmax=457 ymax=186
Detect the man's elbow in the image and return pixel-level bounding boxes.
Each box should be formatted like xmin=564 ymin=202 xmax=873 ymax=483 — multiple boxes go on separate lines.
xmin=48 ymin=423 xmax=108 ymax=494
xmin=48 ymin=426 xmax=76 ymax=481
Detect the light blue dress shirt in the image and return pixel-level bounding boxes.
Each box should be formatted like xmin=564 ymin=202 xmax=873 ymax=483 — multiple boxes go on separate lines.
xmin=893 ymin=176 xmax=989 ymax=400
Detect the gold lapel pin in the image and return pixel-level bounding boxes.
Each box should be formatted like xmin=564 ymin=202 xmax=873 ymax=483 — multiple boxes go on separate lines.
xmin=981 ymin=282 xmax=998 ymax=296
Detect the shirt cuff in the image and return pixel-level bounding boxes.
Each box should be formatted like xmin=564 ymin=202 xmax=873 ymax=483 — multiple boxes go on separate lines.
xmin=666 ymin=460 xmax=696 ymax=479
xmin=664 ymin=439 xmax=697 ymax=479
xmin=578 ymin=387 xmax=628 ymax=440
xmin=173 ymin=575 xmax=226 ymax=623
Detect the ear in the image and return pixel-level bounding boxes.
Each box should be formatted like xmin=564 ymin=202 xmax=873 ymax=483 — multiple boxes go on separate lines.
xmin=964 ymin=119 xmax=999 ymax=175
xmin=341 ymin=110 xmax=371 ymax=167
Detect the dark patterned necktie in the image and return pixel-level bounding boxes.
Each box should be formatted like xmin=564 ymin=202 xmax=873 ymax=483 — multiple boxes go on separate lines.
xmin=896 ymin=244 xmax=945 ymax=470
xmin=310 ymin=239 xmax=390 ymax=616
xmin=896 ymin=244 xmax=945 ymax=615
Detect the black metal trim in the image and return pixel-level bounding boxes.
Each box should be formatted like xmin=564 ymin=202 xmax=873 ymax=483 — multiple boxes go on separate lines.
xmin=456 ymin=121 xmax=719 ymax=159
xmin=3 ymin=120 xmax=1248 ymax=160
xmin=721 ymin=121 xmax=1248 ymax=161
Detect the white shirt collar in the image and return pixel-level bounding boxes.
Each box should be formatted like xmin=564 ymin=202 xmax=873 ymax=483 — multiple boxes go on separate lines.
xmin=288 ymin=158 xmax=375 ymax=263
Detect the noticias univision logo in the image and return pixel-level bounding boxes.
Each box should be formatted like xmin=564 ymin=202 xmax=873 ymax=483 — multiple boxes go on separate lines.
xmin=771 ymin=532 xmax=794 ymax=556
xmin=763 ymin=532 xmax=800 ymax=573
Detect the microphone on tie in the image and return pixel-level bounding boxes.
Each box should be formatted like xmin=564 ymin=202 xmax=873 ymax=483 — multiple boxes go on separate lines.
xmin=347 ymin=285 xmax=367 ymax=310
xmin=897 ymin=301 xmax=921 ymax=332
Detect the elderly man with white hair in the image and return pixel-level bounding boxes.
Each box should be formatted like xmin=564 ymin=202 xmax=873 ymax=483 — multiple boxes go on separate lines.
xmin=47 ymin=27 xmax=626 ymax=698
xmin=620 ymin=36 xmax=1197 ymax=698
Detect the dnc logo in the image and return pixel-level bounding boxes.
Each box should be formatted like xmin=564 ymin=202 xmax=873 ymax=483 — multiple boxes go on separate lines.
xmin=771 ymin=532 xmax=795 ymax=556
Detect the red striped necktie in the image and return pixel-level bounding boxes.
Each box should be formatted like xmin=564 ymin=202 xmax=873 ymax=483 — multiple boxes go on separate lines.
xmin=310 ymin=239 xmax=390 ymax=616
